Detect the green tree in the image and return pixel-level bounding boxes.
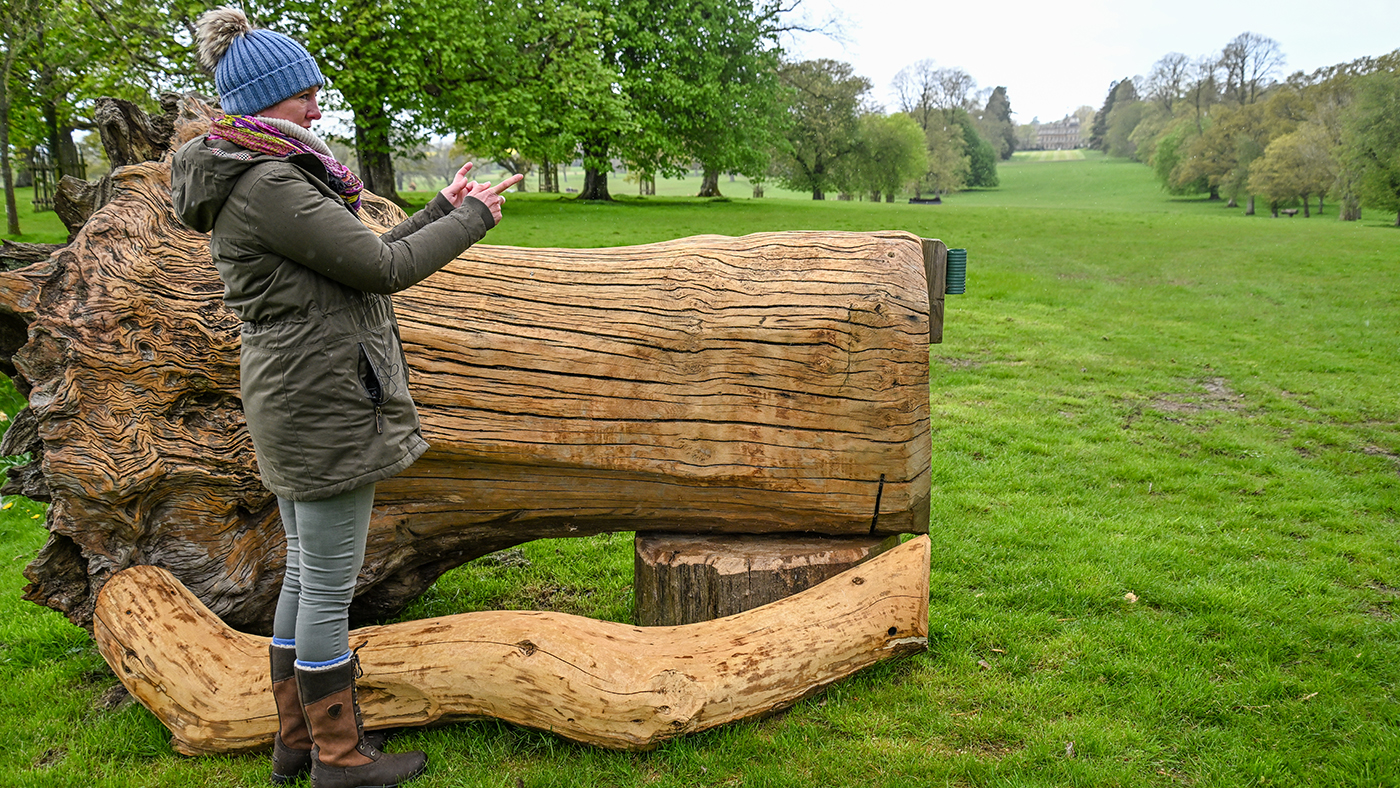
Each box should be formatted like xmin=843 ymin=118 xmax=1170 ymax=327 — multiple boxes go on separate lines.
xmin=950 ymin=108 xmax=997 ymax=187
xmin=1090 ymin=78 xmax=1136 ymax=151
xmin=1151 ymin=120 xmax=1207 ymax=195
xmin=919 ymin=120 xmax=968 ymax=195
xmin=837 ymin=112 xmax=926 ymax=201
xmin=1344 ymin=68 xmax=1400 ymax=225
xmin=443 ymin=0 xmax=623 ymax=198
xmin=2 ymin=0 xmax=43 ymax=235
xmin=978 ymin=85 xmax=1016 ymax=160
xmin=1248 ymin=123 xmax=1334 ymax=216
xmin=1171 ymin=88 xmax=1302 ymax=205
xmin=12 ymin=0 xmax=201 ymax=186
xmin=775 ymin=58 xmax=871 ymax=200
xmin=1105 ymin=99 xmax=1145 ymax=159
xmin=561 ymin=0 xmax=786 ymax=201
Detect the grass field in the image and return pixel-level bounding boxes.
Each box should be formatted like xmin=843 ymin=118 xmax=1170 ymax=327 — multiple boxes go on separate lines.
xmin=3 ymin=154 xmax=1399 ymax=787
xmin=1011 ymin=150 xmax=1089 ymax=162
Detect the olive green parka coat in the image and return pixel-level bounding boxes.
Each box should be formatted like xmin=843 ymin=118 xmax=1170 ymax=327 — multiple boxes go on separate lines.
xmin=170 ymin=135 xmax=495 ymax=501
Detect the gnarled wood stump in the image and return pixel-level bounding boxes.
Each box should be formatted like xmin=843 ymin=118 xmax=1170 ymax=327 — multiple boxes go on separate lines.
xmin=0 ymin=94 xmax=938 ymax=634
xmin=95 ymin=534 xmax=931 ymax=754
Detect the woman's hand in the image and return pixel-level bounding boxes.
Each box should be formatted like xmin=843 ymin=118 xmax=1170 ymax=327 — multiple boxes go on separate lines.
xmin=462 ymin=174 xmax=525 ymax=224
xmin=439 ymin=162 xmax=476 ymax=208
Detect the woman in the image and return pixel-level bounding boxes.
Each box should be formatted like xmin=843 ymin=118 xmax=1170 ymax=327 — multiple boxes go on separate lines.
xmin=171 ymin=8 xmax=522 ymax=788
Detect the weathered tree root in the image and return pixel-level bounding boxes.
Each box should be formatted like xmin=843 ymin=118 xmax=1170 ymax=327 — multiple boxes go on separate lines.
xmin=93 ymin=535 xmax=929 ymax=754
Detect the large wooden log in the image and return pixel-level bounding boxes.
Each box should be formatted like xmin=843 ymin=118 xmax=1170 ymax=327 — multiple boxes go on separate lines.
xmin=0 ymin=95 xmax=936 ymax=633
xmin=94 ymin=534 xmax=930 ymax=754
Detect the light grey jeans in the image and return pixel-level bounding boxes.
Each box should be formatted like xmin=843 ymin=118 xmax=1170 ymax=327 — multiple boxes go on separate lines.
xmin=272 ymin=483 xmax=375 ymax=664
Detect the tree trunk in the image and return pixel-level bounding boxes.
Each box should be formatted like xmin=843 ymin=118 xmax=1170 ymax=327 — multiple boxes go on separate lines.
xmin=43 ymin=100 xmax=82 ymax=181
xmin=886 ymin=193 xmax=895 ymax=203
xmin=697 ymin=167 xmax=721 ymax=198
xmin=1226 ymin=197 xmax=1237 ymax=208
xmin=94 ymin=536 xmax=930 ymax=755
xmin=633 ymin=533 xmax=898 ymax=626
xmin=0 ymin=97 xmax=938 ymax=634
xmin=1339 ymin=194 xmax=1360 ymax=221
xmin=577 ymin=141 xmax=611 ymax=200
xmin=812 ymin=188 xmax=824 ymax=200
xmin=1 ymin=93 xmax=17 ymax=236
xmin=1246 ymin=194 xmax=1255 ymax=216
xmin=15 ymin=147 xmax=33 ymax=188
xmin=351 ymin=99 xmax=405 ymax=208
xmin=1303 ymin=193 xmax=1311 ymax=218
xmin=540 ymin=157 xmax=558 ymax=193
xmin=580 ymin=167 xmax=611 ymax=200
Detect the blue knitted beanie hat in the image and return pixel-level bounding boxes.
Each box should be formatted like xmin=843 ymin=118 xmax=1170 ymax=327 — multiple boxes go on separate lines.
xmin=195 ymin=7 xmax=324 ymax=115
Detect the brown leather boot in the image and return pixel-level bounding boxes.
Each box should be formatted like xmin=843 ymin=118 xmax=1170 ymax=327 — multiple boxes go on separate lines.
xmin=270 ymin=643 xmax=313 ymax=784
xmin=272 ymin=644 xmax=393 ymax=784
xmin=297 ymin=656 xmax=426 ymax=788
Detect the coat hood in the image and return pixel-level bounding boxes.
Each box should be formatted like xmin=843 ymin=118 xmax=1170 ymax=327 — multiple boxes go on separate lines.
xmin=170 ymin=136 xmax=326 ymax=233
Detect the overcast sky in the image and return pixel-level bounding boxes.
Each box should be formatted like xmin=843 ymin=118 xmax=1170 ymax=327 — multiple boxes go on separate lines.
xmin=782 ymin=0 xmax=1400 ymax=123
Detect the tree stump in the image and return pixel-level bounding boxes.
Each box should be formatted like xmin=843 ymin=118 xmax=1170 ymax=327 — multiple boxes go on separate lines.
xmin=633 ymin=533 xmax=899 ymax=625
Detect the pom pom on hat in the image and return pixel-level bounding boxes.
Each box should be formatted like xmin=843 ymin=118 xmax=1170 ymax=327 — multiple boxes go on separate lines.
xmin=195 ymin=7 xmax=253 ymax=72
xmin=194 ymin=6 xmax=325 ymax=116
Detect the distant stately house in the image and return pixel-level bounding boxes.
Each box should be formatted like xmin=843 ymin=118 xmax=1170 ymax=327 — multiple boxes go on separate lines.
xmin=1037 ymin=115 xmax=1081 ymax=150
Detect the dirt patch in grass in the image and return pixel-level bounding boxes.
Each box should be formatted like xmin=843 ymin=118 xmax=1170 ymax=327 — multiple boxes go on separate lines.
xmin=518 ymin=582 xmax=596 ymax=614
xmin=1362 ymin=445 xmax=1400 ymax=476
xmin=32 ymin=747 xmax=65 ymax=768
xmin=1147 ymin=377 xmax=1247 ymax=417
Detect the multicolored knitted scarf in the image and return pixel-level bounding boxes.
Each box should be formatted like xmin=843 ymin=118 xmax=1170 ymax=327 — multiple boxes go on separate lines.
xmin=208 ymin=115 xmax=364 ymax=213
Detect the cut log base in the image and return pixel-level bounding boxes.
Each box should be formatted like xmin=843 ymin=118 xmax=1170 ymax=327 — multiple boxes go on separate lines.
xmin=93 ymin=535 xmax=930 ymax=755
xmin=634 ymin=533 xmax=899 ymax=626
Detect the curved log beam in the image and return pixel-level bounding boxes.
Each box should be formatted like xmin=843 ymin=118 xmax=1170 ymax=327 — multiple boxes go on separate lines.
xmin=94 ymin=535 xmax=930 ymax=754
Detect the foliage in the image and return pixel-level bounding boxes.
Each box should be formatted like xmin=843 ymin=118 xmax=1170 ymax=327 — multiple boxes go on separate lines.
xmin=443 ymin=0 xmax=623 ymax=194
xmin=835 ymin=112 xmax=926 ymax=201
xmin=1104 ymin=99 xmax=1144 ymax=160
xmin=561 ymin=0 xmax=788 ymax=200
xmin=774 ymin=58 xmax=871 ymax=200
xmin=1089 ymin=78 xmax=1136 ymax=152
xmin=619 ymin=0 xmax=786 ymax=197
xmin=1247 ymin=122 xmax=1335 ymax=215
xmin=978 ymin=85 xmax=1016 ymax=160
xmin=950 ymin=108 xmax=998 ymax=188
xmin=1344 ymin=67 xmax=1400 ymax=224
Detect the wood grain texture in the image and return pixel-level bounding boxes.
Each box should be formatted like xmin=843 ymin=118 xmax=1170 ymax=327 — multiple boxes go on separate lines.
xmin=0 ymin=97 xmax=935 ymax=633
xmin=923 ymin=238 xmax=947 ymax=345
xmin=633 ymin=533 xmax=898 ymax=625
xmin=94 ymin=534 xmax=931 ymax=754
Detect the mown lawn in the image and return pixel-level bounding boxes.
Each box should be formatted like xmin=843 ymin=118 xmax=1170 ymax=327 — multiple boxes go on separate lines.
xmin=2 ymin=155 xmax=1398 ymax=787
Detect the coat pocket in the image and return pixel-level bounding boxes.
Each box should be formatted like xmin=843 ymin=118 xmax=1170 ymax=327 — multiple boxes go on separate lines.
xmin=357 ymin=341 xmax=397 ymax=433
